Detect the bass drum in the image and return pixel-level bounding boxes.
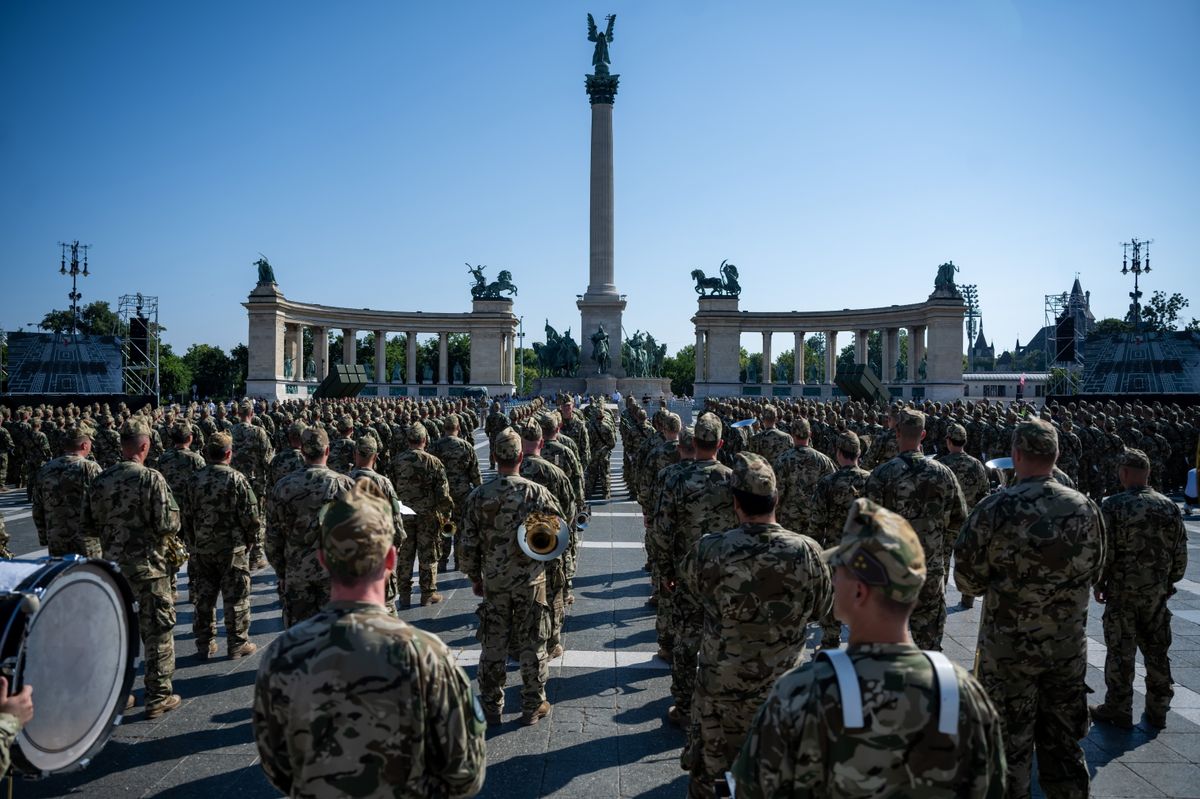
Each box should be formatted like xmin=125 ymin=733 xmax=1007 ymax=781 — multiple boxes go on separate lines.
xmin=0 ymin=556 xmax=138 ymax=776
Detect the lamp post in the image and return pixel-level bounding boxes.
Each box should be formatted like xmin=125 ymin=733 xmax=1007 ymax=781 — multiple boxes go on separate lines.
xmin=517 ymin=316 xmax=526 ymax=396
xmin=58 ymin=241 xmax=91 ymax=336
xmin=1120 ymin=237 xmax=1152 ymax=330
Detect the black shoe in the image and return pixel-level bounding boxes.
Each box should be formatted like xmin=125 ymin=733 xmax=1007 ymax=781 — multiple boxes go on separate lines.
xmin=1090 ymin=703 xmax=1133 ymax=729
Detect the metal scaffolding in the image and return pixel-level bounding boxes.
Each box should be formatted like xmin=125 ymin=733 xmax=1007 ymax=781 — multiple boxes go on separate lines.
xmin=1045 ymin=291 xmax=1084 ymax=395
xmin=118 ymin=293 xmax=160 ymax=398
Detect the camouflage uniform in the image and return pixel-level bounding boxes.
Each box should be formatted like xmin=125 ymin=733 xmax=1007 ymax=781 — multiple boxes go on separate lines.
xmin=232 ymin=409 xmax=275 ymax=564
xmin=184 ymin=451 xmax=261 ymax=655
xmin=430 ymin=427 xmax=483 ymax=567
xmin=158 ymin=442 xmax=205 ymax=520
xmin=33 ymin=449 xmax=103 ymax=557
xmin=349 ymin=449 xmax=407 ymax=616
xmin=865 ymin=441 xmax=966 ymax=649
xmin=0 ymin=514 xmax=11 ymax=559
xmin=267 ymin=429 xmax=355 ymax=627
xmin=253 ymin=484 xmax=485 ymax=798
xmin=23 ymin=426 xmax=51 ymax=501
xmin=538 ymin=420 xmax=585 ymax=586
xmin=0 ymin=712 xmax=22 ymax=775
xmin=936 ymin=431 xmax=990 ymax=578
xmin=586 ymin=404 xmax=618 ymax=498
xmin=518 ymin=444 xmax=575 ymax=652
xmin=772 ymin=440 xmax=835 ymax=535
xmin=390 ymin=425 xmax=454 ymax=604
xmin=0 ymin=424 xmax=12 ymax=487
xmin=483 ymin=405 xmax=510 ymax=469
xmin=954 ymin=420 xmax=1105 ymax=799
xmin=1094 ymin=449 xmax=1187 ymax=726
xmin=559 ymin=406 xmax=591 ymax=477
xmin=327 ymin=422 xmax=356 ymax=475
xmin=747 ymin=409 xmax=792 ymax=465
xmin=92 ymin=418 xmax=122 ymax=469
xmin=645 ymin=442 xmax=695 ymax=656
xmin=653 ymin=413 xmax=738 ymax=719
xmin=82 ymin=419 xmax=182 ymax=710
xmin=460 ymin=430 xmax=563 ymax=720
xmin=679 ymin=453 xmax=831 ymax=797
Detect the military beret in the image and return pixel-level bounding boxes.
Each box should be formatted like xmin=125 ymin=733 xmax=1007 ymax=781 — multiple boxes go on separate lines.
xmin=405 ymin=422 xmax=428 ymax=443
xmin=493 ymin=429 xmax=522 ymax=461
xmin=825 ymin=498 xmax=926 ymax=604
xmin=946 ymin=423 xmax=968 ymax=445
xmin=319 ymin=479 xmax=393 ymax=579
xmin=895 ymin=409 xmax=925 ymax=434
xmin=355 ymin=433 xmax=380 ymax=456
xmin=205 ymin=432 xmax=233 ymax=461
xmin=1013 ymin=419 xmax=1058 ymax=458
xmin=694 ymin=412 xmax=723 ymax=445
xmin=1120 ymin=448 xmax=1151 ymax=471
xmin=120 ymin=417 xmax=153 ymax=439
xmin=301 ymin=427 xmax=330 ymax=458
xmin=729 ymin=452 xmax=777 ymax=497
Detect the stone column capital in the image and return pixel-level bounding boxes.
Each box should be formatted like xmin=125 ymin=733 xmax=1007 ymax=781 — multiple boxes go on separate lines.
xmin=585 ymin=73 xmax=620 ymax=105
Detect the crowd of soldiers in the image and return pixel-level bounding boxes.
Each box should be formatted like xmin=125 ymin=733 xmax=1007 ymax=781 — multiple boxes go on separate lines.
xmin=0 ymin=388 xmax=1197 ymax=796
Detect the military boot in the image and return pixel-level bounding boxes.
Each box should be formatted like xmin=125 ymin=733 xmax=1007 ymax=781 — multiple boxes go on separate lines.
xmin=1090 ymin=703 xmax=1133 ymax=729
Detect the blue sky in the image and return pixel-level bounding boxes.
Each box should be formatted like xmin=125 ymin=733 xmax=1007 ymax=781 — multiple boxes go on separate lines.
xmin=2 ymin=1 xmax=1197 ymax=359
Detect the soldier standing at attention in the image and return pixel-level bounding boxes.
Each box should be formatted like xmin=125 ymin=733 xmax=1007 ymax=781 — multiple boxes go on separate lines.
xmin=391 ymin=422 xmax=454 ymax=607
xmin=429 ymin=413 xmax=482 ymax=573
xmin=653 ymin=412 xmax=738 ymax=728
xmin=808 ymin=430 xmax=871 ymax=649
xmin=268 ymin=421 xmax=307 ymax=489
xmin=327 ymin=415 xmax=357 ymax=475
xmin=679 ymin=453 xmax=831 ymax=798
xmin=348 ymin=433 xmax=406 ymax=616
xmin=460 ymin=429 xmax=563 ymax=727
xmin=733 ymin=499 xmax=1006 ymax=798
xmin=1091 ymin=448 xmax=1187 ymax=729
xmin=866 ymin=408 xmax=967 ymax=651
xmin=232 ymin=400 xmax=274 ymax=571
xmin=83 ymin=417 xmax=183 ymax=719
xmin=773 ymin=417 xmax=835 ymax=536
xmin=92 ymin=414 xmax=122 ymax=469
xmin=484 ymin=400 xmax=510 ymax=470
xmin=558 ymin=397 xmax=591 ymax=479
xmin=267 ymin=427 xmax=355 ymax=627
xmin=0 ymin=419 xmax=13 ymax=491
xmin=253 ymin=480 xmax=486 ymax=798
xmin=184 ymin=432 xmax=261 ymax=660
xmin=32 ymin=421 xmax=102 ymax=557
xmin=955 ymin=418 xmax=1105 ymax=798
xmin=936 ymin=421 xmax=990 ymax=610
xmin=157 ymin=420 xmax=206 ymax=600
xmin=748 ymin=404 xmax=792 ymax=464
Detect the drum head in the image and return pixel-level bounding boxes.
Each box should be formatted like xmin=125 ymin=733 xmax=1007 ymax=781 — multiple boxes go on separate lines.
xmin=17 ymin=562 xmax=135 ymax=774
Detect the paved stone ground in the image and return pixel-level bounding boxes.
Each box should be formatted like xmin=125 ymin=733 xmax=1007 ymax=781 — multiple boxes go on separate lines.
xmin=2 ymin=436 xmax=1200 ymax=797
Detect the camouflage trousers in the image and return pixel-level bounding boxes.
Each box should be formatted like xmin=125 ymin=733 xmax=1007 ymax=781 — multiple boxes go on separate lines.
xmin=283 ymin=579 xmax=329 ymax=628
xmin=0 ymin=453 xmax=7 ymax=485
xmin=1102 ymin=593 xmax=1174 ymax=718
xmin=248 ymin=487 xmax=267 ymax=563
xmin=655 ymin=576 xmax=674 ymax=652
xmin=546 ymin=560 xmax=567 ymax=651
xmin=191 ymin=549 xmax=251 ymax=653
xmin=129 ymin=575 xmax=176 ymax=707
xmin=476 ymin=585 xmax=551 ymax=715
xmin=587 ymin=451 xmax=612 ymax=498
xmin=977 ymin=648 xmax=1089 ymax=799
xmin=910 ymin=564 xmax=946 ymax=651
xmin=47 ymin=535 xmax=103 ymax=559
xmin=398 ymin=516 xmax=440 ymax=597
xmin=684 ymin=691 xmax=760 ymax=799
xmin=670 ymin=593 xmax=704 ymax=715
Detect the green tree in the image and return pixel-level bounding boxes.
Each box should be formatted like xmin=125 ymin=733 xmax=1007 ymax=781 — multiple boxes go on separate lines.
xmin=1141 ymin=291 xmax=1192 ymax=333
xmin=662 ymin=344 xmax=696 ymax=395
xmin=159 ymin=343 xmax=193 ymax=402
xmin=1092 ymin=317 xmax=1133 ymax=337
xmin=229 ymin=344 xmax=248 ymax=396
xmin=38 ymin=300 xmax=124 ymax=336
xmin=183 ymin=344 xmax=235 ymax=398
xmin=516 ymin=348 xmax=540 ymax=394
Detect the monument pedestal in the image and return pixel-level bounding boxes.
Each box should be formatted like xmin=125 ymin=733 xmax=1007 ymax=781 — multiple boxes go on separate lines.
xmin=585 ymin=374 xmax=618 ymax=397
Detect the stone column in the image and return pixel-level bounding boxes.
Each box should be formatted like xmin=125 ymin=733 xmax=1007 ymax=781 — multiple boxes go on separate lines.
xmin=508 ymin=331 xmax=516 ymax=387
xmin=880 ymin=328 xmax=893 ymax=384
xmin=794 ymin=331 xmax=805 ymax=385
xmin=374 ymin=331 xmax=386 ymax=383
xmin=761 ymin=331 xmax=772 ymax=384
xmin=342 ymin=328 xmax=356 ymax=366
xmin=406 ymin=331 xmax=417 ymax=384
xmin=911 ymin=325 xmax=926 ymax=382
xmin=438 ymin=332 xmax=449 ymax=384
xmin=855 ymin=329 xmax=868 ymax=366
xmin=313 ymin=326 xmax=328 ymax=380
xmin=825 ymin=331 xmax=838 ymax=384
xmin=694 ymin=330 xmax=705 ymax=384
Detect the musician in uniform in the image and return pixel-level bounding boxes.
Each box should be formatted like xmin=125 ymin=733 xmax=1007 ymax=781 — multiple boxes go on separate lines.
xmin=82 ymin=416 xmax=183 ymax=719
xmin=390 ymin=423 xmax=454 ymax=607
xmin=231 ymin=401 xmax=274 ymax=571
xmin=460 ymin=429 xmax=563 ymax=727
xmin=429 ymin=413 xmax=482 ymax=573
xmin=733 ymin=499 xmax=1006 ymax=798
xmin=32 ymin=421 xmax=103 ymax=557
xmin=0 ymin=675 xmax=34 ymax=776
xmin=253 ymin=480 xmax=486 ymax=798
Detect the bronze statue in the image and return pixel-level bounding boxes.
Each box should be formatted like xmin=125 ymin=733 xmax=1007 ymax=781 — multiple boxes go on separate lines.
xmin=590 ymin=325 xmax=611 ymax=374
xmin=691 ymin=259 xmax=741 ymax=297
xmin=934 ymin=260 xmax=959 ymax=291
xmin=254 ymin=255 xmax=275 ymax=285
xmin=587 ymin=13 xmax=616 ymax=75
xmin=467 ymin=264 xmax=518 ymax=300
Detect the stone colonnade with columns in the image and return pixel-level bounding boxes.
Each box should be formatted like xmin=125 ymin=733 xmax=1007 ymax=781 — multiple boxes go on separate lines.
xmin=691 ymin=287 xmax=965 ymax=402
xmin=244 ymin=282 xmax=517 ymax=400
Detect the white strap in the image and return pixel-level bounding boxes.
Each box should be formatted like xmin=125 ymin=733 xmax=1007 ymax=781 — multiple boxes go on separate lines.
xmin=724 ymin=771 xmax=737 ymax=798
xmin=819 ymin=649 xmax=864 ymax=729
xmin=923 ymin=651 xmax=960 ymax=736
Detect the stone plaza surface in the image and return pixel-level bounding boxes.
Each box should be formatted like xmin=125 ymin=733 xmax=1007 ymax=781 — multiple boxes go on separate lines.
xmin=3 ymin=434 xmax=1200 ymax=797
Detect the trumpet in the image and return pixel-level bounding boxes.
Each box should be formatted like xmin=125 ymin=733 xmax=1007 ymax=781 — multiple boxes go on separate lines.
xmin=517 ymin=510 xmax=569 ymax=561
xmin=437 ymin=513 xmax=457 ymax=539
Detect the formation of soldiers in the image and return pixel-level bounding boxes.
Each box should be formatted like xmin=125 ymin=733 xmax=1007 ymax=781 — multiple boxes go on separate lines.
xmin=0 ymin=388 xmax=1197 ymax=796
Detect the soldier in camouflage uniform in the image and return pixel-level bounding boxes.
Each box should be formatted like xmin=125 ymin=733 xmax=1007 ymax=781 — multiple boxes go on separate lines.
xmin=865 ymin=409 xmax=967 ymax=651
xmin=0 ymin=514 xmax=10 ymax=559
xmin=772 ymin=417 xmax=835 ymax=536
xmin=33 ymin=421 xmax=103 ymax=557
xmin=253 ymin=480 xmax=486 ymax=798
xmin=184 ymin=433 xmax=262 ymax=659
xmin=231 ymin=401 xmax=274 ymax=570
xmin=23 ymin=419 xmax=51 ymax=502
xmin=267 ymin=427 xmax=355 ymax=627
xmin=955 ymin=418 xmax=1105 ymax=798
xmin=808 ymin=431 xmax=871 ymax=649
xmin=1090 ymin=448 xmax=1187 ymax=730
xmin=585 ymin=400 xmax=618 ymax=498
xmin=748 ymin=405 xmax=793 ymax=464
xmin=484 ymin=401 xmax=510 ymax=470
xmin=391 ymin=422 xmax=454 ymax=606
xmin=861 ymin=408 xmax=898 ymax=470
xmin=936 ymin=421 xmax=990 ymax=610
xmin=653 ymin=412 xmax=739 ymax=726
xmin=558 ymin=397 xmax=591 ymax=477
xmin=82 ymin=417 xmax=183 ymax=719
xmin=92 ymin=414 xmax=122 ymax=469
xmin=538 ymin=411 xmax=586 ymax=596
xmin=733 ymin=499 xmax=1006 ymax=799
xmin=268 ymin=421 xmax=307 ymax=488
xmin=461 ymin=429 xmax=563 ymax=726
xmin=679 ymin=453 xmax=831 ymax=798
xmin=349 ymin=434 xmax=406 ymax=616
xmin=0 ymin=421 xmax=12 ymax=490
xmin=429 ymin=413 xmax=482 ymax=573
xmin=1058 ymin=416 xmax=1083 ymax=483
xmin=327 ymin=415 xmax=357 ymax=475
xmin=0 ymin=676 xmax=34 ymax=776
xmin=646 ymin=425 xmax=696 ymax=657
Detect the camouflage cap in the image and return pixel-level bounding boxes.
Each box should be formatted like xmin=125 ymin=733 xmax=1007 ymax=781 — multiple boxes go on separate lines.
xmin=694 ymin=412 xmax=723 ymax=445
xmin=895 ymin=408 xmax=925 ymax=435
xmin=1012 ymin=418 xmax=1058 ymax=458
xmin=518 ymin=420 xmax=543 ymax=442
xmin=834 ymin=430 xmax=861 ymax=456
xmin=946 ymin=422 xmax=968 ymax=445
xmin=405 ymin=422 xmax=428 ymax=443
xmin=824 ymin=498 xmax=926 ymax=604
xmin=761 ymin=404 xmax=778 ymax=421
xmin=337 ymin=414 xmax=355 ymax=432
xmin=169 ymin=420 xmax=193 ymax=444
xmin=791 ymin=417 xmax=812 ymax=439
xmin=238 ymin=399 xmax=254 ymax=414
xmin=355 ymin=433 xmax=379 ymax=456
xmin=287 ymin=420 xmax=308 ymax=438
xmin=679 ymin=425 xmax=695 ymax=448
xmin=538 ymin=411 xmax=561 ymax=436
xmin=319 ymin=479 xmax=393 ymax=579
xmin=729 ymin=452 xmax=777 ymax=497
xmin=494 ymin=428 xmax=522 ymax=461
xmin=663 ymin=412 xmax=681 ymax=433
xmin=120 ymin=416 xmax=153 ymax=439
xmin=1120 ymin=448 xmax=1151 ymax=471
xmin=205 ymin=432 xmax=233 ymax=461
xmin=68 ymin=420 xmax=96 ymax=441
xmin=301 ymin=426 xmax=330 ymax=458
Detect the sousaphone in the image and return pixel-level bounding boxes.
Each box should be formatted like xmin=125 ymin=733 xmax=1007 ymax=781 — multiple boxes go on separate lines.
xmin=517 ymin=510 xmax=570 ymax=561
